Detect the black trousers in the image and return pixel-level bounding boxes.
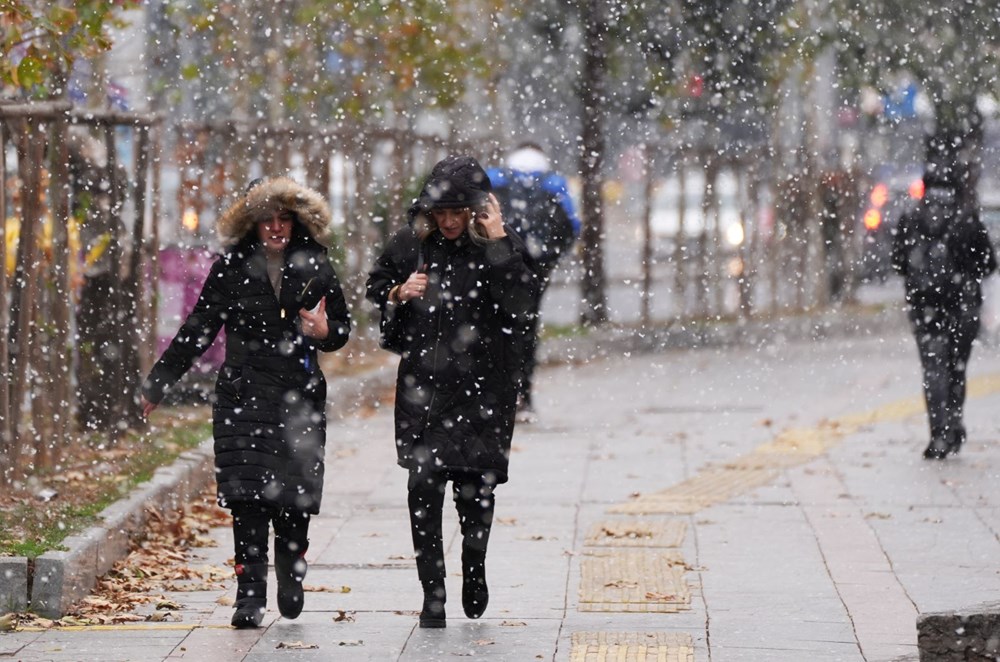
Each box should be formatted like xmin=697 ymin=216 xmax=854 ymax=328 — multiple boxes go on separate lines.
xmin=518 ymin=272 xmax=552 ymax=407
xmin=910 ymin=305 xmax=980 ymax=445
xmin=230 ymin=503 xmax=311 ymax=567
xmin=407 ymin=468 xmax=496 ymax=597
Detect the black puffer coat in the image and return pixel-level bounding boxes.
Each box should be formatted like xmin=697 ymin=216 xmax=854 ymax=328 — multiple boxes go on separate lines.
xmin=366 ymin=210 xmax=537 ymax=484
xmin=143 ymin=178 xmax=351 ymax=514
xmin=891 ymin=188 xmax=996 ymax=317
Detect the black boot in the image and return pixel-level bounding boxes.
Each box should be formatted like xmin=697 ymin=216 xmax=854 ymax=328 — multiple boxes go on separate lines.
xmin=461 ymin=549 xmax=489 ymax=619
xmin=419 ymin=583 xmax=447 ymax=628
xmin=455 ymin=479 xmax=494 ymax=619
xmin=409 ymin=469 xmax=448 ymax=628
xmin=230 ymin=505 xmax=270 ymax=628
xmin=275 ymin=539 xmax=308 ymax=620
xmin=231 ymin=562 xmax=268 ymax=628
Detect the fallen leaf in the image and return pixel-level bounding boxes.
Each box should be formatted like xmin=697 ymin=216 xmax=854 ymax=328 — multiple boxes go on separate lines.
xmin=155 ymin=599 xmax=182 ymax=610
xmin=333 ymin=610 xmax=355 ymax=623
xmin=303 ymin=585 xmax=351 ymax=593
xmin=337 ymin=640 xmax=363 ymax=647
xmin=474 ymin=639 xmax=495 ymax=646
xmin=605 ymin=580 xmax=639 ymax=589
xmin=276 ymin=641 xmax=319 ymax=650
xmin=644 ymin=591 xmax=677 ymax=602
xmin=500 ymin=620 xmax=526 ymax=627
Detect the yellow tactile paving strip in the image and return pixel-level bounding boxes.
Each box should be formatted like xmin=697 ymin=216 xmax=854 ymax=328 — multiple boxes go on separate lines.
xmin=611 ymin=372 xmax=1000 ymax=516
xmin=570 ymin=631 xmax=695 ymax=662
xmin=584 ymin=519 xmax=688 ymax=548
xmin=579 ymin=550 xmax=690 ymax=613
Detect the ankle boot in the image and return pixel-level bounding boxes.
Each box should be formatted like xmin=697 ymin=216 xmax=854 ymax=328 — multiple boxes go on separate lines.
xmin=275 ymin=540 xmax=308 ymax=619
xmin=231 ymin=562 xmax=268 ymax=628
xmin=462 ymin=548 xmax=489 ymax=619
xmin=419 ymin=583 xmax=447 ymax=628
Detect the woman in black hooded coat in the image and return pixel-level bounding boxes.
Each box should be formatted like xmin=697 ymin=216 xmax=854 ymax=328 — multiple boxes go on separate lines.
xmin=141 ymin=177 xmax=351 ymax=627
xmin=366 ymin=155 xmax=537 ymax=628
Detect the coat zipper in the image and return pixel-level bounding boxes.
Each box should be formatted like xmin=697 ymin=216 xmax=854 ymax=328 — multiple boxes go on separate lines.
xmin=423 ymin=249 xmax=446 ymax=431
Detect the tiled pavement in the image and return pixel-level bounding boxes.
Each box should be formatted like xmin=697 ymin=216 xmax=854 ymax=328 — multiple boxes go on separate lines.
xmin=5 ymin=326 xmax=1000 ymax=661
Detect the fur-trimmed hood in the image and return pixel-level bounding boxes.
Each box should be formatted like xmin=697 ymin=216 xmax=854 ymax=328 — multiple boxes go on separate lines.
xmin=217 ymin=177 xmax=334 ymax=248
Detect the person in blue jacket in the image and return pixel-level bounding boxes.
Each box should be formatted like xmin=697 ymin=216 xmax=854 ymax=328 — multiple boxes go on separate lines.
xmin=487 ymin=143 xmax=581 ymax=421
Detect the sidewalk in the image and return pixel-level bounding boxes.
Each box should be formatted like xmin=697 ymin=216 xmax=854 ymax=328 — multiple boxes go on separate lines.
xmin=5 ymin=321 xmax=1000 ymax=661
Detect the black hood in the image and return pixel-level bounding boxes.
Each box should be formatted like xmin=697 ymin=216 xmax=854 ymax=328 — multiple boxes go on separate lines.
xmin=408 ymin=155 xmax=492 ymax=219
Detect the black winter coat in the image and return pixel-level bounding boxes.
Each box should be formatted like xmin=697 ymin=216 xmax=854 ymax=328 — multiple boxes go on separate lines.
xmin=366 ymin=227 xmax=537 ymax=483
xmin=143 ymin=179 xmax=351 ymax=514
xmin=891 ymin=197 xmax=996 ymax=318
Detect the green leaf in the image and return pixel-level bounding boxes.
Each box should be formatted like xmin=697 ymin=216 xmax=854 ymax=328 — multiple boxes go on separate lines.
xmin=16 ymin=54 xmax=44 ymax=89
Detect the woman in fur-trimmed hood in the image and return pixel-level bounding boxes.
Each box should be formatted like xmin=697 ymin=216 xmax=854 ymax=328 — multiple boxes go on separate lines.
xmin=141 ymin=176 xmax=351 ymax=628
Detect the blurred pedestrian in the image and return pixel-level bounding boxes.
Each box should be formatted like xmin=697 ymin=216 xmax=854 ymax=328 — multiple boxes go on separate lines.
xmin=140 ymin=177 xmax=351 ymax=627
xmin=366 ymin=155 xmax=537 ymax=628
xmin=892 ymin=159 xmax=995 ymax=460
xmin=486 ymin=143 xmax=580 ymax=421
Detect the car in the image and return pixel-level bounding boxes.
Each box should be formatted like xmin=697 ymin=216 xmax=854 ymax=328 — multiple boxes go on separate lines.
xmin=859 ymin=176 xmax=923 ymax=281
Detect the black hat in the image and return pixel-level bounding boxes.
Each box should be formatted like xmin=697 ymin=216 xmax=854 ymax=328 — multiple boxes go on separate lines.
xmin=409 ymin=155 xmax=492 ymax=217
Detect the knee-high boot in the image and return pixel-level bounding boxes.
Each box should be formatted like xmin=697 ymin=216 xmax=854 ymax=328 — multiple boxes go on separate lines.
xmin=408 ymin=469 xmax=447 ymax=628
xmin=274 ymin=510 xmax=310 ymax=620
xmin=231 ymin=506 xmax=270 ymax=628
xmin=454 ymin=479 xmax=495 ymax=619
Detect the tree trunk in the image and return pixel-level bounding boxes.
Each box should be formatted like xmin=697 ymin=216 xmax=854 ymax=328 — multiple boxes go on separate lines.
xmin=48 ymin=114 xmax=72 ymax=462
xmin=673 ymin=163 xmax=688 ymax=318
xmin=9 ymin=119 xmax=46 ymax=472
xmin=0 ymin=120 xmax=10 ymax=481
xmin=639 ymin=143 xmax=654 ymax=327
xmin=578 ymin=0 xmax=608 ymax=327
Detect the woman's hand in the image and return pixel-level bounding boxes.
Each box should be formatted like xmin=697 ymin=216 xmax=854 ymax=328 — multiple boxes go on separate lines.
xmin=140 ymin=395 xmax=157 ymax=418
xmin=397 ymin=271 xmax=429 ymax=303
xmin=299 ymin=297 xmax=329 ymax=339
xmin=475 ymin=193 xmax=506 ymax=239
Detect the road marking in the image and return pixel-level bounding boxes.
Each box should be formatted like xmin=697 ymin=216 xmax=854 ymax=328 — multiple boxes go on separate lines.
xmin=610 ymin=372 xmax=1000 ymax=515
xmin=570 ymin=631 xmax=695 ymax=661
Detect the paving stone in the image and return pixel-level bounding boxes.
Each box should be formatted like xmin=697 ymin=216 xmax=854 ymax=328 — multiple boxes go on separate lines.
xmin=569 ymin=631 xmax=694 ymax=662
xmin=30 ymin=527 xmax=102 ymax=618
xmin=578 ymin=550 xmax=690 ymax=613
xmin=0 ymin=556 xmax=28 ymax=612
xmin=583 ymin=519 xmax=687 ymax=548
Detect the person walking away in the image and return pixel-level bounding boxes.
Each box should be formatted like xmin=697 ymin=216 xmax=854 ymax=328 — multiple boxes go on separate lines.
xmin=891 ymin=163 xmax=995 ymax=460
xmin=486 ymin=143 xmax=580 ymax=421
xmin=140 ymin=177 xmax=352 ymax=627
xmin=366 ymin=155 xmax=537 ymax=628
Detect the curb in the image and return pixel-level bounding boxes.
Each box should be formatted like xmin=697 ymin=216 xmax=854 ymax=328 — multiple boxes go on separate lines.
xmin=917 ymin=602 xmax=1000 ymax=660
xmin=27 ymin=439 xmax=216 ymax=618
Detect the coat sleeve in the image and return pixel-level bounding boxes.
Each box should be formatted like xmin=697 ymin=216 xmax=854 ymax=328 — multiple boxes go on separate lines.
xmin=967 ymin=216 xmax=997 ymax=281
xmin=366 ymin=228 xmax=418 ymax=309
xmin=142 ymin=258 xmax=229 ymax=404
xmin=313 ymin=265 xmax=352 ymax=352
xmin=484 ymin=229 xmax=540 ymax=327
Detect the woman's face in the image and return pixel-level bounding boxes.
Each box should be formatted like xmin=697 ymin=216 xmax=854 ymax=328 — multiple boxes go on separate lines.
xmin=258 ymin=209 xmax=294 ymax=254
xmin=431 ymin=207 xmax=471 ymax=240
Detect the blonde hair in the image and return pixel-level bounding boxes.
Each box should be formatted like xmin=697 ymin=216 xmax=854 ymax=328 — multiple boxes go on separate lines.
xmin=413 ymin=208 xmax=488 ymax=245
